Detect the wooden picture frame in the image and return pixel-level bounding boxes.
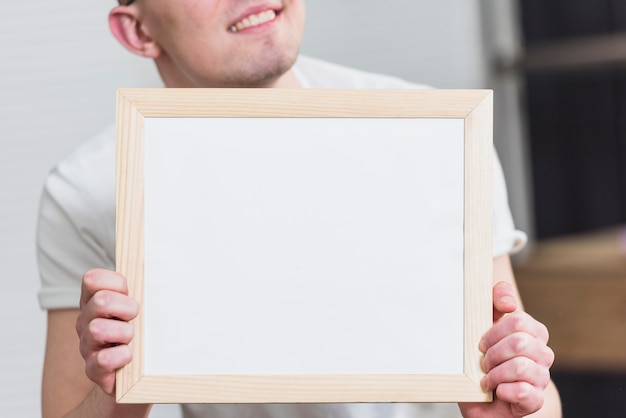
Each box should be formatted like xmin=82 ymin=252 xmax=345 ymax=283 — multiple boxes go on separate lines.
xmin=115 ymin=88 xmax=493 ymax=404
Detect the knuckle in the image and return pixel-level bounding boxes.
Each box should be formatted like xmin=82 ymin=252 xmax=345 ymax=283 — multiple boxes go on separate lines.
xmin=543 ymin=345 xmax=556 ymax=366
xmin=95 ymin=349 xmax=113 ymax=371
xmin=91 ymin=291 xmax=110 ymax=310
xmin=97 ymin=345 xmax=133 ymax=371
xmin=82 ymin=269 xmax=95 ymax=282
xmin=513 ymin=356 xmax=532 ymax=377
xmin=509 ymin=312 xmax=527 ymax=332
xmin=514 ymin=381 xmax=534 ymax=403
xmin=511 ymin=333 xmax=531 ymax=354
xmin=88 ymin=319 xmax=104 ymax=342
xmin=513 ymin=391 xmax=544 ymax=417
xmin=89 ymin=318 xmax=134 ymax=345
xmin=539 ymin=368 xmax=552 ymax=389
xmin=83 ymin=269 xmax=128 ymax=295
xmin=502 ymin=313 xmax=522 ymax=332
xmin=82 ymin=269 xmax=100 ymax=289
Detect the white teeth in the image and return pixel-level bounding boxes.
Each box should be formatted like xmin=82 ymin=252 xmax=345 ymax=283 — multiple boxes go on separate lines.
xmin=229 ymin=10 xmax=277 ymax=32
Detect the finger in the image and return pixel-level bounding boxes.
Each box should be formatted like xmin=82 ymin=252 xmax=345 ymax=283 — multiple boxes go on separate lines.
xmin=481 ymin=356 xmax=551 ymax=392
xmin=493 ymin=281 xmax=517 ymax=320
xmin=482 ymin=332 xmax=555 ymax=372
xmin=480 ymin=311 xmax=550 ymax=352
xmin=75 ymin=289 xmax=138 ymax=341
xmin=80 ymin=269 xmax=129 ymax=309
xmin=82 ymin=289 xmax=140 ymax=322
xmin=84 ymin=344 xmax=132 ymax=395
xmin=494 ymin=382 xmax=545 ymax=417
xmin=79 ymin=318 xmax=135 ymax=360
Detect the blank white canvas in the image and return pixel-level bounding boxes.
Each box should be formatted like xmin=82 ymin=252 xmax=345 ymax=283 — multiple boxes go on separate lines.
xmin=143 ymin=117 xmax=465 ymax=376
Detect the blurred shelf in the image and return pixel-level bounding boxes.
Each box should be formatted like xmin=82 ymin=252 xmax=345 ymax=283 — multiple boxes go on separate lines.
xmin=513 ymin=226 xmax=626 ymax=372
xmin=498 ymin=32 xmax=626 ymax=73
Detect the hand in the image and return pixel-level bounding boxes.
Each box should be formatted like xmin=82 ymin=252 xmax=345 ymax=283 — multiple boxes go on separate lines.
xmin=75 ymin=269 xmax=139 ymax=395
xmin=459 ymin=281 xmax=555 ymax=417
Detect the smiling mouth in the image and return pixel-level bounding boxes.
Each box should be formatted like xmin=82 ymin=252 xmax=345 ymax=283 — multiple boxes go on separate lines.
xmin=228 ymin=9 xmax=278 ymax=33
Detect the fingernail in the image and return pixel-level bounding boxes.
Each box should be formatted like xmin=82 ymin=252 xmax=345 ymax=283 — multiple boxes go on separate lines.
xmin=480 ymin=356 xmax=487 ymax=372
xmin=478 ymin=338 xmax=487 ymax=353
xmin=480 ymin=377 xmax=488 ymax=391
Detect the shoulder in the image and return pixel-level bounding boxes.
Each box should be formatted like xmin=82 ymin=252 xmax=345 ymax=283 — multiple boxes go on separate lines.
xmin=37 ymin=125 xmax=117 ymax=309
xmin=44 ymin=124 xmax=116 ymax=212
xmin=39 ymin=123 xmax=116 ymax=254
xmin=293 ymin=55 xmax=432 ymax=89
xmin=54 ymin=124 xmax=116 ymax=185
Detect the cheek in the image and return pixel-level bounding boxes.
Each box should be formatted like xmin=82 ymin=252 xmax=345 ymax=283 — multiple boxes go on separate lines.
xmin=144 ymin=1 xmax=223 ymax=40
xmin=147 ymin=13 xmax=228 ymax=63
xmin=288 ymin=0 xmax=306 ymax=33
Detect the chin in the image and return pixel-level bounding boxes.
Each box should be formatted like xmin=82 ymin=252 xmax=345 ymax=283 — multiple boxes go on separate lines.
xmin=229 ymin=56 xmax=298 ymax=87
xmin=224 ymin=36 xmax=301 ymax=87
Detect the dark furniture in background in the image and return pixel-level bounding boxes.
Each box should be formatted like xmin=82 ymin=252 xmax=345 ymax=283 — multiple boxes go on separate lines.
xmin=514 ymin=1 xmax=626 ymax=416
xmin=521 ymin=0 xmax=626 ymax=239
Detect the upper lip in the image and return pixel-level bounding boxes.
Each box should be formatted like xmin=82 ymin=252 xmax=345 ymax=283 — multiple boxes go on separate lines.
xmin=229 ymin=3 xmax=281 ymax=28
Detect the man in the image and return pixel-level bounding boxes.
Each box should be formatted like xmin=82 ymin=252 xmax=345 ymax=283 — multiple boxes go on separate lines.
xmin=39 ymin=1 xmax=561 ymax=417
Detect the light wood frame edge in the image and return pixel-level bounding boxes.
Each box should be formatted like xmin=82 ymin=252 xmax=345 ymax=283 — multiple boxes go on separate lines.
xmin=119 ymin=374 xmax=488 ymax=404
xmin=463 ymin=91 xmax=494 ymax=399
xmin=115 ymin=88 xmax=493 ymax=404
xmin=115 ymin=91 xmax=146 ymax=402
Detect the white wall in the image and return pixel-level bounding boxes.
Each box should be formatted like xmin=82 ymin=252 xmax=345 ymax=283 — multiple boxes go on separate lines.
xmin=0 ymin=1 xmax=522 ymax=416
xmin=302 ymin=0 xmax=489 ymax=88
xmin=0 ymin=1 xmax=161 ymax=416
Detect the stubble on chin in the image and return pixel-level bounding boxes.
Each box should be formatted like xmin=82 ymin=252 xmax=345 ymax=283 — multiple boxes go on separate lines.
xmin=223 ymin=38 xmax=301 ymax=88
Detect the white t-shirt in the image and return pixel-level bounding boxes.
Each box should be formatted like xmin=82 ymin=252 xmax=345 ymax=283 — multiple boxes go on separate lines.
xmin=36 ymin=55 xmax=526 ymax=418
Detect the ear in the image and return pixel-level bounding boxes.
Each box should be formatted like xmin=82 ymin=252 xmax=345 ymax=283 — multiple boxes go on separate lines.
xmin=109 ymin=6 xmax=162 ymax=58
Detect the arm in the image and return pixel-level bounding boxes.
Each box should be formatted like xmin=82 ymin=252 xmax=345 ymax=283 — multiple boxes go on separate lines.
xmin=459 ymin=255 xmax=562 ymax=418
xmin=42 ymin=269 xmax=152 ymax=418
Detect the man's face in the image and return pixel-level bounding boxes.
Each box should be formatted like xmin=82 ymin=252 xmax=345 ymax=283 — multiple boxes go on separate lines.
xmin=138 ymin=0 xmax=306 ymax=87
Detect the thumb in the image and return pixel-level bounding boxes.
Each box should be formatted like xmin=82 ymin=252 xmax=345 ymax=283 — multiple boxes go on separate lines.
xmin=492 ymin=281 xmax=517 ymax=321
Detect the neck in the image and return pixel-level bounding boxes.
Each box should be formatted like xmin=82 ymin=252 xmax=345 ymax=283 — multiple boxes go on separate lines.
xmin=265 ymin=69 xmax=301 ymax=88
